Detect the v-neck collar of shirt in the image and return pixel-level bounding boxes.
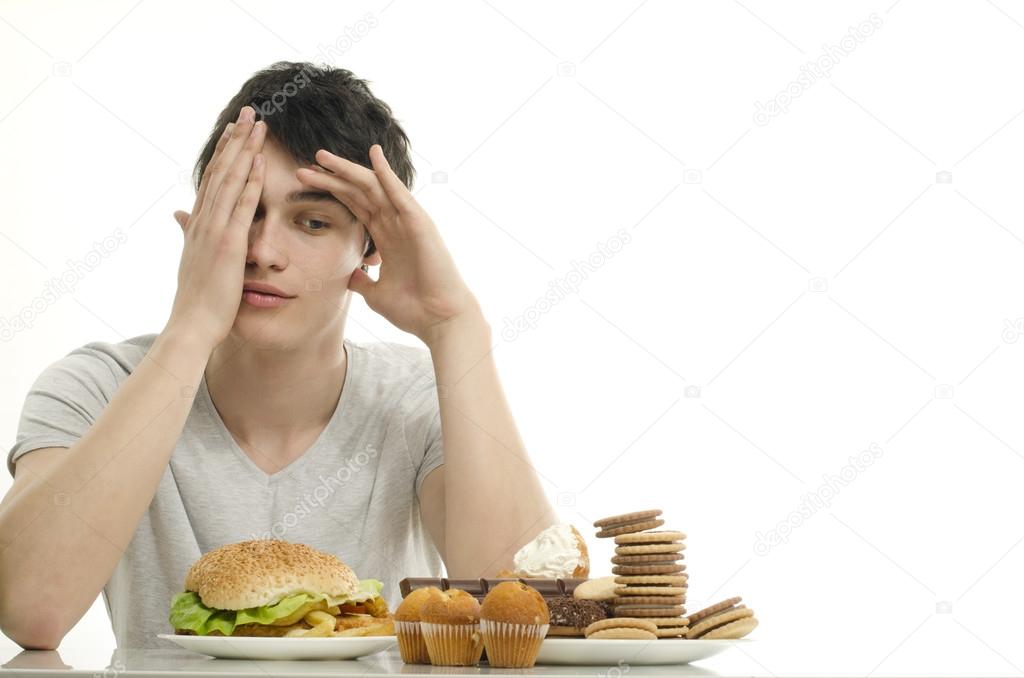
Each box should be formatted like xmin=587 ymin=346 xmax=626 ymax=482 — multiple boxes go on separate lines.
xmin=198 ymin=339 xmax=357 ymax=485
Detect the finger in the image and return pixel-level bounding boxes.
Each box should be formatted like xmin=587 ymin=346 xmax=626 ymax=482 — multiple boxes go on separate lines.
xmin=173 ymin=210 xmax=190 ymax=233
xmin=313 ymin=150 xmax=395 ymax=218
xmin=227 ymin=153 xmax=265 ymax=234
xmin=347 ymin=262 xmax=377 ymax=301
xmin=295 ymin=167 xmax=373 ymax=226
xmin=210 ymin=120 xmax=267 ymax=229
xmin=194 ymin=122 xmax=234 ymax=210
xmin=201 ymin=107 xmax=259 ymax=216
xmin=369 ymin=144 xmax=416 ymax=214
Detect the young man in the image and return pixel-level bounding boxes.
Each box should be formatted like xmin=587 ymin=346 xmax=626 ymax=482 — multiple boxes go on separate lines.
xmin=0 ymin=62 xmax=557 ymax=650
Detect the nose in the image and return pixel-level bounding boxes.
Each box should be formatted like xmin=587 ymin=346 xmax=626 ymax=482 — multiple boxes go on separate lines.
xmin=246 ymin=218 xmax=288 ymax=271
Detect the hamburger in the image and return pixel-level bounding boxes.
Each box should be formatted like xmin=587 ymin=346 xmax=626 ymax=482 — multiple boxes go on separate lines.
xmin=169 ymin=539 xmax=394 ymax=637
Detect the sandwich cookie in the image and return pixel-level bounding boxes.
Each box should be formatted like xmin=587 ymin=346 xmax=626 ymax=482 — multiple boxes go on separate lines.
xmin=594 ymin=510 xmax=665 ymax=538
xmin=584 ymin=617 xmax=657 ymax=640
xmin=685 ymin=598 xmax=757 ymax=639
xmin=611 ymin=595 xmax=685 ymax=607
xmin=686 ymin=597 xmax=742 ymax=625
xmin=611 ymin=553 xmax=687 ymax=565
xmin=613 ymin=605 xmax=685 ymax=617
xmin=614 ymin=575 xmax=688 ymax=587
xmin=615 ymin=543 xmax=686 ymax=556
xmin=645 ymin=617 xmax=690 ymax=638
xmin=612 ymin=575 xmax=687 ymax=618
xmin=612 ymin=563 xmax=686 ymax=575
xmin=614 ymin=530 xmax=687 ymax=545
xmin=613 ymin=585 xmax=687 ymax=597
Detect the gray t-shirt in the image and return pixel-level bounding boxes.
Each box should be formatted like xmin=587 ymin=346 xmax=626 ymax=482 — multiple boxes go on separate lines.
xmin=6 ymin=333 xmax=446 ymax=649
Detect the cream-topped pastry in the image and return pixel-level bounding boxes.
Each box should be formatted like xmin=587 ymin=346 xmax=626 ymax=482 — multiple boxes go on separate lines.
xmin=508 ymin=524 xmax=590 ymax=578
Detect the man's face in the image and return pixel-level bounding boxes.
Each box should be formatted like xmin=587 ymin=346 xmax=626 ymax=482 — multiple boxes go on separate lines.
xmin=230 ymin=136 xmax=376 ymax=348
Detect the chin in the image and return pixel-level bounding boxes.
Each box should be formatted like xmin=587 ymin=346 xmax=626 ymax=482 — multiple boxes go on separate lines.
xmin=230 ymin=310 xmax=298 ymax=349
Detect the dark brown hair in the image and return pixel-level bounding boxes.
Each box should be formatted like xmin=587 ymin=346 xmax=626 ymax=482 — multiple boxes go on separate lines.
xmin=192 ymin=61 xmax=417 ymax=257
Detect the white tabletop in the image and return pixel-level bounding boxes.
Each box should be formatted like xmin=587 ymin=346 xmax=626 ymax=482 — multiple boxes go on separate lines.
xmin=0 ymin=645 xmax=762 ymax=678
xmin=0 ymin=639 xmax=819 ymax=678
xmin=0 ymin=635 xmax=1012 ymax=677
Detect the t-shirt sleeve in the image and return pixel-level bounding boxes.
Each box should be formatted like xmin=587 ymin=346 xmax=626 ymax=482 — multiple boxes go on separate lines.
xmin=6 ymin=345 xmax=122 ymax=478
xmin=403 ymin=367 xmax=444 ymax=498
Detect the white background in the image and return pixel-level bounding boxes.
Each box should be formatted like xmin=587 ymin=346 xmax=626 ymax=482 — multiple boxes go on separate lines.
xmin=1 ymin=0 xmax=1022 ymax=675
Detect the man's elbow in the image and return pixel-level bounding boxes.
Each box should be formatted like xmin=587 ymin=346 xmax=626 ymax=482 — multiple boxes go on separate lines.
xmin=0 ymin=593 xmax=67 ymax=650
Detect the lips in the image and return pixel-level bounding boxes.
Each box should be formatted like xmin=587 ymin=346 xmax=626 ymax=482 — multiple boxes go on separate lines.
xmin=242 ymin=282 xmax=295 ymax=298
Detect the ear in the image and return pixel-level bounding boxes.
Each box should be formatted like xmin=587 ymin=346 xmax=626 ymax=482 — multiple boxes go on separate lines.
xmin=363 ymin=250 xmax=382 ymax=267
xmin=173 ymin=211 xmax=190 ymax=234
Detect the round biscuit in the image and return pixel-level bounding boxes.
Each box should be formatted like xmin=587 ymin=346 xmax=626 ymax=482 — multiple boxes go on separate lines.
xmin=613 ymin=605 xmax=685 ymax=617
xmin=612 ymin=595 xmax=685 ymax=607
xmin=646 ymin=617 xmax=691 ymax=627
xmin=593 ymin=509 xmax=662 ymax=528
xmin=686 ymin=607 xmax=754 ymax=638
xmin=615 ymin=586 xmax=687 ymax=597
xmin=613 ymin=563 xmax=686 ymax=576
xmin=655 ymin=627 xmax=689 ymax=638
xmin=596 ymin=518 xmax=665 ymax=538
xmin=572 ymin=576 xmax=618 ymax=601
xmin=686 ymin=597 xmax=743 ymax=625
xmin=611 ymin=554 xmax=686 ymax=565
xmin=584 ymin=618 xmax=658 ymax=636
xmin=546 ymin=626 xmax=585 ymax=637
xmin=701 ymin=616 xmax=758 ymax=640
xmin=614 ymin=575 xmax=688 ymax=586
xmin=615 ymin=543 xmax=686 ymax=555
xmin=588 ymin=628 xmax=658 ymax=640
xmin=615 ymin=530 xmax=687 ymax=545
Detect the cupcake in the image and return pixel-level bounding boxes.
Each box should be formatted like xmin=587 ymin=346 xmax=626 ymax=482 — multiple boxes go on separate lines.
xmin=394 ymin=587 xmax=441 ymax=664
xmin=480 ymin=581 xmax=550 ymax=668
xmin=419 ymin=588 xmax=484 ymax=666
xmin=545 ymin=595 xmax=607 ymax=636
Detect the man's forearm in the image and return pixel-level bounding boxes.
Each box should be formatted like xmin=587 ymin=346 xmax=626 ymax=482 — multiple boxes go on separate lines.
xmin=426 ymin=311 xmax=558 ymax=578
xmin=0 ymin=327 xmax=211 ymax=647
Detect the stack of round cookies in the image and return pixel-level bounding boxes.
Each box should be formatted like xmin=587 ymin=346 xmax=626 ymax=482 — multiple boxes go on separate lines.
xmin=593 ymin=509 xmax=689 ymax=639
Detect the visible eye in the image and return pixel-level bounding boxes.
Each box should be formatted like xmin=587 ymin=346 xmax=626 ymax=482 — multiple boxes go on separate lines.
xmin=300 ymin=218 xmax=330 ymax=232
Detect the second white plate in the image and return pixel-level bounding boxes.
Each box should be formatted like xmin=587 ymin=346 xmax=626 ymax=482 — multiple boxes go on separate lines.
xmin=535 ymin=637 xmax=750 ymax=666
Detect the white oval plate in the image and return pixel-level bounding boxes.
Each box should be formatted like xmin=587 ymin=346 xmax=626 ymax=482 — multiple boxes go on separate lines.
xmin=157 ymin=633 xmax=396 ymax=660
xmin=534 ymin=637 xmax=751 ymax=666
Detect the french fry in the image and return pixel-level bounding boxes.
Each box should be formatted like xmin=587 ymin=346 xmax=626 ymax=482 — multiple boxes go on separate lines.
xmin=304 ymin=610 xmax=336 ymax=628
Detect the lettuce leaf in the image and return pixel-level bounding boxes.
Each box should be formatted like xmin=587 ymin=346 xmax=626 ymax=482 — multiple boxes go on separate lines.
xmin=346 ymin=578 xmax=384 ymax=603
xmin=169 ymin=579 xmax=386 ymax=636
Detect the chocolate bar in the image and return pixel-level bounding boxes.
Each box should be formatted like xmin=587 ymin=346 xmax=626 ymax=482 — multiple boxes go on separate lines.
xmin=399 ymin=577 xmax=589 ymax=600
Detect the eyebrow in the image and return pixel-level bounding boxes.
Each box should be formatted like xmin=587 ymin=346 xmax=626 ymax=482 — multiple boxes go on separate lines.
xmin=284 ymin=190 xmax=356 ymax=221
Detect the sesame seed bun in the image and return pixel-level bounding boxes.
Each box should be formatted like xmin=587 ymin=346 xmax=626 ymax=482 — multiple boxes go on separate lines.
xmin=183 ymin=539 xmax=360 ymax=610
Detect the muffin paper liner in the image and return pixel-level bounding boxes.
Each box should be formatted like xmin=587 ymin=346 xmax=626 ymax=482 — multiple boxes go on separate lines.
xmin=394 ymin=620 xmax=431 ymax=664
xmin=420 ymin=621 xmax=484 ymax=666
xmin=480 ymin=618 xmax=550 ymax=668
